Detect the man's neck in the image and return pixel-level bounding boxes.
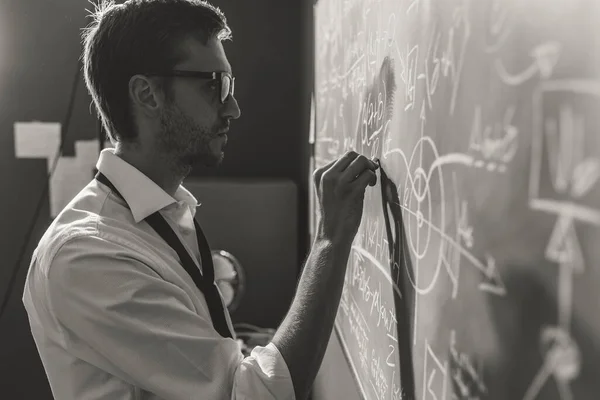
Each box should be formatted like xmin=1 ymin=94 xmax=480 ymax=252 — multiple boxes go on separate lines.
xmin=113 ymin=144 xmax=189 ymax=197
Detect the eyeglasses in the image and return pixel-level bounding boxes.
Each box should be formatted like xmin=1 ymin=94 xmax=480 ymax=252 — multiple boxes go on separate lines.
xmin=142 ymin=70 xmax=235 ymax=104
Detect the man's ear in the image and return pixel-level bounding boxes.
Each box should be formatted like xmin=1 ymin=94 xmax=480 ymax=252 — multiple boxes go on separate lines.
xmin=129 ymin=74 xmax=163 ymax=115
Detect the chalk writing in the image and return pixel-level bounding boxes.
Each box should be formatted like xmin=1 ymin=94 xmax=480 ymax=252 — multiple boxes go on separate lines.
xmin=416 ymin=2 xmax=471 ymax=115
xmin=421 ymin=22 xmax=442 ymax=111
xmin=447 ymin=1 xmax=471 ymax=115
xmin=484 ymin=0 xmax=513 ymax=53
xmin=398 ymin=44 xmax=419 ymax=111
xmin=468 ymin=105 xmax=519 ymax=171
xmin=370 ymin=349 xmax=389 ymax=399
xmin=348 ymin=292 xmax=371 ymax=373
xmin=406 ymin=0 xmax=420 ymax=15
xmin=449 ymin=331 xmax=487 ymax=399
xmin=423 ymin=341 xmax=448 ymax=400
xmin=391 ymin=370 xmax=403 ymax=400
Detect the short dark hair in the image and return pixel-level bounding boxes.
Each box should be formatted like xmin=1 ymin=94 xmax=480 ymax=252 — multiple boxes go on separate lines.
xmin=81 ymin=0 xmax=232 ymax=143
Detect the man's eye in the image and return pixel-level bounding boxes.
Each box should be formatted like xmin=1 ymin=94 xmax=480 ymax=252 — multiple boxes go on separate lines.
xmin=208 ymin=81 xmax=219 ymax=90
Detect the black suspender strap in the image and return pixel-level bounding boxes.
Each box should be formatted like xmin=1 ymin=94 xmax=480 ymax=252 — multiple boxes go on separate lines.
xmin=95 ymin=172 xmax=234 ymax=339
xmin=144 ymin=213 xmax=233 ymax=339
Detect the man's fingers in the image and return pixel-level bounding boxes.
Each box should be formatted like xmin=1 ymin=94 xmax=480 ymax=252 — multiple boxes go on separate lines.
xmin=342 ymin=155 xmax=378 ymax=183
xmin=313 ymin=152 xmax=377 ymax=188
xmin=352 ymin=168 xmax=378 ymax=191
xmin=312 ymin=157 xmax=338 ymax=186
xmin=314 ymin=151 xmax=362 ymax=186
xmin=328 ymin=151 xmax=360 ymax=173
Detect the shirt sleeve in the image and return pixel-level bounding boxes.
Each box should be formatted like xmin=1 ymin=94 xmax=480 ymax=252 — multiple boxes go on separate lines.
xmin=47 ymin=234 xmax=295 ymax=400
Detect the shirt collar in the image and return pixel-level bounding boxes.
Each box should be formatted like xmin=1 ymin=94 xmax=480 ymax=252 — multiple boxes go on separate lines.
xmin=96 ymin=148 xmax=200 ymax=223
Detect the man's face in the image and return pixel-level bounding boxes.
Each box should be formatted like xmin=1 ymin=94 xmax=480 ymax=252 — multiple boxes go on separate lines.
xmin=157 ymin=37 xmax=241 ymax=168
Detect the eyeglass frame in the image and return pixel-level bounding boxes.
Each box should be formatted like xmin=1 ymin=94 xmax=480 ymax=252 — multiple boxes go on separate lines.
xmin=140 ymin=70 xmax=235 ymax=104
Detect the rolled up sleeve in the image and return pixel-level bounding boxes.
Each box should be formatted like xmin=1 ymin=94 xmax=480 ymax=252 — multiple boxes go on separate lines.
xmin=47 ymin=234 xmax=295 ymax=400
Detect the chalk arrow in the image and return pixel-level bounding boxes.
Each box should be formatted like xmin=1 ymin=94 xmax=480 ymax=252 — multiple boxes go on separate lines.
xmin=495 ymin=41 xmax=561 ymax=86
xmin=478 ymin=254 xmax=507 ymax=296
xmin=546 ymin=215 xmax=584 ymax=273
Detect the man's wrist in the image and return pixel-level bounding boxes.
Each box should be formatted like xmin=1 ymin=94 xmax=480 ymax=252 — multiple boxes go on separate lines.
xmin=314 ymin=224 xmax=353 ymax=252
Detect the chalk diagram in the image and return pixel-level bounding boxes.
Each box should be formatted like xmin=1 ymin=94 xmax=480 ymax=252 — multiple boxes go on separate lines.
xmin=381 ymin=99 xmax=507 ymax=298
xmin=495 ymin=42 xmax=561 ymax=87
xmin=486 ymin=0 xmax=562 ymax=86
xmin=378 ymin=99 xmax=510 ymax=400
xmin=522 ymin=79 xmax=600 ymax=400
xmin=378 ymin=81 xmax=600 ymax=400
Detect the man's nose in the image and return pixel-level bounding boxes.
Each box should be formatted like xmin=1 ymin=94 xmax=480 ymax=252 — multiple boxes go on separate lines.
xmin=223 ymin=95 xmax=241 ymax=120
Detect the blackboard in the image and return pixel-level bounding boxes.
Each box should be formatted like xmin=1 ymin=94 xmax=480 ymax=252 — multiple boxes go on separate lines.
xmin=312 ymin=0 xmax=600 ymax=399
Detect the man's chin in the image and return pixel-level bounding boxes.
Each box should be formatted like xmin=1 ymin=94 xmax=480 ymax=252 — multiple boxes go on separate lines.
xmin=191 ymin=152 xmax=224 ymax=169
xmin=209 ymin=153 xmax=224 ymax=167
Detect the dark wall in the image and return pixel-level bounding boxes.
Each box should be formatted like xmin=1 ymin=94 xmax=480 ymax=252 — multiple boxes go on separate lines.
xmin=0 ymin=0 xmax=311 ymax=398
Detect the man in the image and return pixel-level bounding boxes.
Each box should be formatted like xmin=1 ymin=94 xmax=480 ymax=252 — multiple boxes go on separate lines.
xmin=22 ymin=1 xmax=378 ymax=399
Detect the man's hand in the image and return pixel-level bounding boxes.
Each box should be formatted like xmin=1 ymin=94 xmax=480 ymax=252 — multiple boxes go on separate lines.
xmin=313 ymin=151 xmax=379 ymax=243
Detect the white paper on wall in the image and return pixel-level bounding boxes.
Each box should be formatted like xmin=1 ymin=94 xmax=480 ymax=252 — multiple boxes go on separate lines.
xmin=14 ymin=122 xmax=100 ymax=217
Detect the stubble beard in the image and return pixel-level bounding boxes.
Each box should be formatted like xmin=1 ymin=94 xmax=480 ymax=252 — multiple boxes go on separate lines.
xmin=158 ymin=103 xmax=224 ymax=172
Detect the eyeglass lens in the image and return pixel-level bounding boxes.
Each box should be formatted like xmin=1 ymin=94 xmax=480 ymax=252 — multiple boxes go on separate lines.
xmin=221 ymin=75 xmax=234 ymax=103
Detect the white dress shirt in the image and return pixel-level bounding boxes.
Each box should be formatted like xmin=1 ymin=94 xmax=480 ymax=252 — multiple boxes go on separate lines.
xmin=22 ymin=148 xmax=295 ymax=400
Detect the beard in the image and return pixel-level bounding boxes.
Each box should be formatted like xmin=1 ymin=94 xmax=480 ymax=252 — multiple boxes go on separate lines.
xmin=158 ymin=102 xmax=227 ymax=170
